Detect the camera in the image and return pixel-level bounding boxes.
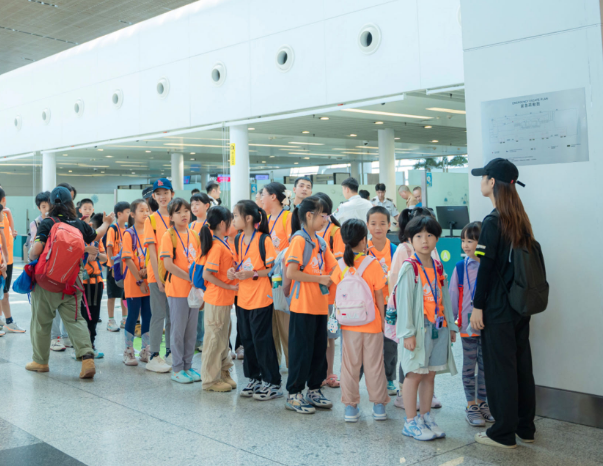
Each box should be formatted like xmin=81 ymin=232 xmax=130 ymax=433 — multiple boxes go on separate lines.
xmin=363 ymin=140 xmax=369 ymax=146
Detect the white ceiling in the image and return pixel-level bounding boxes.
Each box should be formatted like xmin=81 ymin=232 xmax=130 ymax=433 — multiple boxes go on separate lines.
xmin=0 ymin=0 xmax=198 ymax=74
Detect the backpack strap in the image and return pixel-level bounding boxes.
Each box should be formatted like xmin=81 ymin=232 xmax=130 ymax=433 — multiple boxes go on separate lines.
xmin=434 ymin=259 xmax=445 ymax=285
xmin=259 ymin=233 xmax=269 ymax=268
xmin=404 ymin=258 xmax=420 ymax=284
xmin=455 ymin=260 xmax=465 ymax=329
xmin=329 ymin=225 xmax=340 ymax=251
xmin=282 ymin=211 xmax=290 ymax=231
xmin=150 ymin=214 xmax=157 ymax=233
xmin=390 ymin=242 xmax=397 ymax=260
xmin=355 ymin=255 xmax=376 ymax=277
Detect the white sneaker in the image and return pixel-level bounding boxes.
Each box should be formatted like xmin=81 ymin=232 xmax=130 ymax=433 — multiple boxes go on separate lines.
xmin=139 ymin=347 xmax=150 ymax=363
xmin=0 ymin=328 xmax=5 ymax=337
xmin=0 ymin=316 xmax=5 ymax=327
xmin=3 ymin=322 xmax=26 ymax=333
xmin=63 ymin=337 xmax=73 ymax=348
xmin=123 ymin=348 xmax=138 ymax=366
xmin=229 ymin=350 xmax=237 ymax=360
xmin=50 ymin=338 xmax=66 ymax=352
xmin=165 ymin=352 xmax=173 ymax=366
xmin=431 ymin=394 xmax=442 ymax=409
xmin=423 ymin=412 xmax=446 ymax=438
xmin=120 ymin=317 xmax=126 ymax=329
xmin=106 ymin=319 xmax=120 ymax=332
xmin=146 ymin=355 xmax=171 ymax=373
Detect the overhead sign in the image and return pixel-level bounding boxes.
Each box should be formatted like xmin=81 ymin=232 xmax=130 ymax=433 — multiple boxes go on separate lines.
xmin=230 ymin=143 xmax=235 ymax=166
xmin=217 ymin=174 xmax=230 ymax=183
xmin=426 ymin=172 xmax=433 ymax=187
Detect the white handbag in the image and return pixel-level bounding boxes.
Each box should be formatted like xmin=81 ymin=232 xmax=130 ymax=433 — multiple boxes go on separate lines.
xmin=187 ymin=286 xmax=204 ymax=309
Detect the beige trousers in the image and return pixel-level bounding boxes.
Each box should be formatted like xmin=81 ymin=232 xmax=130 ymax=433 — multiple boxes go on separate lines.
xmin=341 ymin=329 xmax=390 ymax=406
xmin=272 ymin=309 xmax=290 ymax=368
xmin=201 ymin=303 xmax=234 ymax=389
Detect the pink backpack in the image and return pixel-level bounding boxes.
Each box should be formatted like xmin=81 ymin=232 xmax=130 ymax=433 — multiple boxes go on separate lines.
xmin=335 ymin=256 xmax=377 ymax=326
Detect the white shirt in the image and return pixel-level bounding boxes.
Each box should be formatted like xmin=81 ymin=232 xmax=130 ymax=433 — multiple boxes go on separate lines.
xmin=334 ymin=194 xmax=374 ymax=225
xmin=371 ymin=197 xmax=399 ymax=219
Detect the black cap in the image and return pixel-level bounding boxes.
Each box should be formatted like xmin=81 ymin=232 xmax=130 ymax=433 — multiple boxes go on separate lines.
xmin=51 ymin=186 xmax=72 ymax=205
xmin=471 ymin=158 xmax=524 ymax=187
xmin=142 ymin=186 xmax=153 ymax=199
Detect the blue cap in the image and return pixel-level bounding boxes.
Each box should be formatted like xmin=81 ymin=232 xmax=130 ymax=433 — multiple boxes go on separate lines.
xmin=51 ymin=186 xmax=72 ymax=205
xmin=153 ymin=178 xmax=173 ymax=192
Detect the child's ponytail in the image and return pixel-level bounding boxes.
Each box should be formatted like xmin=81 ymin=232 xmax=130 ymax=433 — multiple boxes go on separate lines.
xmin=340 ymin=218 xmax=368 ymax=268
xmin=200 ymin=205 xmax=232 ymax=257
xmin=235 ymin=200 xmax=269 ymax=234
xmin=200 ymin=224 xmax=213 ymax=257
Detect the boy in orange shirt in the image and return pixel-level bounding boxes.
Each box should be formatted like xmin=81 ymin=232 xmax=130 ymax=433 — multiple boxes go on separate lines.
xmin=105 ymin=201 xmax=130 ymax=332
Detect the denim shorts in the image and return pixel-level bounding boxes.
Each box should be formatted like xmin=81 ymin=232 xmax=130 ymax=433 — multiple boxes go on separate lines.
xmin=413 ymin=317 xmax=449 ymax=374
xmin=327 ymin=305 xmax=341 ymax=339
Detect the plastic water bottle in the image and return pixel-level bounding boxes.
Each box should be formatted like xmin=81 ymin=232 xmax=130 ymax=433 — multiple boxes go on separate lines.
xmin=385 ymin=308 xmax=397 ymax=325
xmin=272 ymin=273 xmax=282 ymax=289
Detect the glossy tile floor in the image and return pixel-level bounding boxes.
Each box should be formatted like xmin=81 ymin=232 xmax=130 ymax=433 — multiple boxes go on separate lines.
xmin=1 ymin=283 xmax=602 ymax=465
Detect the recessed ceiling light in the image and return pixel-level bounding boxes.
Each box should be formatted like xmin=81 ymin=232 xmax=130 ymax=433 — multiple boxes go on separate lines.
xmin=100 ymin=171 xmax=105 ymax=174
xmin=424 ymin=125 xmax=432 ymax=129
xmin=355 ymin=146 xmax=379 ymax=149
xmin=349 ymin=134 xmax=357 ymax=137
xmin=145 ymin=150 xmax=151 ymax=153
xmin=431 ymin=140 xmax=439 ymax=143
xmin=190 ymin=158 xmax=195 ymax=160
xmin=190 ymin=152 xmax=195 ymax=155
xmin=303 ymin=157 xmax=310 ymax=159
xmin=68 ymin=170 xmax=72 ymax=173
xmin=97 ymin=149 xmax=103 ymax=151
xmin=302 ymin=131 xmax=310 ymax=134
xmin=249 ymin=144 xmax=299 ymax=148
xmin=105 ymin=155 xmax=113 ymax=158
xmin=270 ymin=156 xmax=275 ymax=158
xmin=62 ymin=154 xmax=68 ymax=157
xmin=262 ymin=161 xmax=266 ymax=163
xmin=294 ymin=162 xmax=299 ymax=164
xmin=342 ymin=108 xmax=433 ymax=119
xmin=426 ymin=107 xmax=466 ymax=115
xmin=374 ymin=121 xmax=384 ymax=125
xmin=248 ymin=128 xmax=255 ymax=130
xmin=319 ymin=117 xmax=329 ymax=120
xmin=288 ymin=142 xmax=324 ymax=145
xmin=395 ymin=137 xmax=400 ymax=140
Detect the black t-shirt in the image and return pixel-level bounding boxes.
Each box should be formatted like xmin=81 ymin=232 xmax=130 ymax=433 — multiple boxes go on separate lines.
xmin=35 ymin=215 xmax=97 ymax=245
xmin=473 ymin=209 xmax=515 ymax=324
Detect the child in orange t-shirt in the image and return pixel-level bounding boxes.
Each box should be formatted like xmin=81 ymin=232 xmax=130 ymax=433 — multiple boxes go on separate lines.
xmin=121 ymin=199 xmax=152 ymax=367
xmin=284 ymin=196 xmax=337 ymax=414
xmin=199 ymin=206 xmax=239 ymax=392
xmin=232 ymin=200 xmax=282 ymax=400
xmin=160 ymin=198 xmax=201 ymax=384
xmin=331 ymin=218 xmax=390 ymax=422
xmin=190 ymin=192 xmax=212 ymax=236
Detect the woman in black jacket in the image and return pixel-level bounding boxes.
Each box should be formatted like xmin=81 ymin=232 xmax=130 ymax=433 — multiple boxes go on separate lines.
xmin=470 ymin=158 xmax=536 ymax=449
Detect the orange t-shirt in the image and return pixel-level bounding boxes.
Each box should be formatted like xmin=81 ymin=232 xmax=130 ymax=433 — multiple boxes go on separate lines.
xmin=190 ymin=219 xmax=206 ymax=236
xmin=106 ymin=224 xmax=126 ymax=267
xmin=419 ymin=265 xmax=447 ymax=327
xmin=83 ymin=241 xmax=106 ymax=285
xmin=367 ymin=239 xmax=393 ymax=298
xmin=331 ymin=255 xmax=387 ymax=333
xmin=121 ymin=227 xmax=149 ymax=299
xmin=159 ymin=228 xmax=200 ymax=299
xmin=268 ymin=210 xmax=292 ymax=252
xmin=143 ymin=211 xmax=170 ymax=284
xmin=317 ymin=223 xmax=344 ymax=306
xmin=234 ymin=232 xmax=277 ymax=310
xmin=285 ymin=234 xmax=337 ymax=315
xmin=203 ymin=237 xmax=237 ymax=306
xmin=1 ymin=213 xmax=14 ymax=265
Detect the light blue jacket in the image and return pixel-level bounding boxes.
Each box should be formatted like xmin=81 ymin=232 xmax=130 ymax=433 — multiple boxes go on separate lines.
xmin=395 ymin=261 xmax=458 ymax=376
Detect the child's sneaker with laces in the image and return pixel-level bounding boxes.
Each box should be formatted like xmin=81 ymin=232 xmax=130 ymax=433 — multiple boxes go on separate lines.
xmin=50 ymin=338 xmax=66 ymax=352
xmin=431 ymin=394 xmax=442 ymax=408
xmin=106 ymin=319 xmax=120 ymax=332
xmin=479 ymin=402 xmax=495 ymax=423
xmin=253 ymin=382 xmax=283 ymax=401
xmin=402 ymin=415 xmax=437 ymax=441
xmin=120 ymin=317 xmax=126 ymax=329
xmin=305 ymin=389 xmax=333 ymax=409
xmin=423 ymin=412 xmax=445 ymax=438
xmin=123 ymin=348 xmax=138 ymax=366
xmin=93 ymin=350 xmax=104 ymax=359
xmin=373 ymin=403 xmax=387 ymax=421
xmin=344 ymin=405 xmax=360 ymax=422
xmin=285 ymin=393 xmax=315 ymax=414
xmin=465 ymin=404 xmax=486 ymax=426
xmin=138 ymin=347 xmax=150 ymax=363
xmin=387 ymin=380 xmax=397 ymax=395
xmin=185 ymin=369 xmax=201 ymax=382
xmin=240 ymin=379 xmax=262 ymax=397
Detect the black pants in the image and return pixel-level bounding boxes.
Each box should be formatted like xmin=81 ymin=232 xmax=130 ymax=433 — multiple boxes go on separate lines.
xmin=81 ymin=282 xmax=104 ymax=348
xmin=236 ymin=304 xmax=280 ymax=385
xmin=481 ymin=316 xmax=536 ymax=446
xmin=286 ymin=312 xmax=328 ymax=394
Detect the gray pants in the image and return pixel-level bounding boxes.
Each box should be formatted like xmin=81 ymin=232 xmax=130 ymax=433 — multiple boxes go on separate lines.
xmin=383 ymin=335 xmax=398 ymax=382
xmin=167 ymin=297 xmax=199 ymax=373
xmin=51 ymin=313 xmax=67 ymax=340
xmin=149 ymin=282 xmax=171 ymax=353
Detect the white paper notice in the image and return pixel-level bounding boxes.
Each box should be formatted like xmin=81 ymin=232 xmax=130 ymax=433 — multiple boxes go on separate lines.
xmin=481 ymin=88 xmax=588 ymax=166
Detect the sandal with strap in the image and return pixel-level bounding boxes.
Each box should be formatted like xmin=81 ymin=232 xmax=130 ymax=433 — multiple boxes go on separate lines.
xmin=325 ymin=374 xmax=340 ymax=388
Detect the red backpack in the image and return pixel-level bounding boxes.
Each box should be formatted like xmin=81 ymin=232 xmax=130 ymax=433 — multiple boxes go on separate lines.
xmin=34 ymin=217 xmax=86 ymax=299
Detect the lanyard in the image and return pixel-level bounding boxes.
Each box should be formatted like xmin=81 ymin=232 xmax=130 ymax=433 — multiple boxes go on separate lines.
xmin=213 ymin=235 xmax=232 ymax=254
xmin=156 ymin=212 xmax=168 ymax=230
xmin=132 ymin=228 xmax=146 ymax=262
xmin=303 ymin=227 xmax=323 ymax=272
xmin=269 ymin=210 xmax=284 ymax=236
xmin=236 ymin=230 xmax=257 ymax=271
xmin=174 ymin=228 xmax=190 ymax=262
xmin=414 ymin=253 xmax=440 ymax=317
xmin=321 ymin=221 xmax=331 ymax=239
xmin=465 ymin=257 xmax=476 ymax=305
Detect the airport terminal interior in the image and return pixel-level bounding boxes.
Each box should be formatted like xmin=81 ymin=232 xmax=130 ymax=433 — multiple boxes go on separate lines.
xmin=0 ymin=0 xmax=602 ymax=465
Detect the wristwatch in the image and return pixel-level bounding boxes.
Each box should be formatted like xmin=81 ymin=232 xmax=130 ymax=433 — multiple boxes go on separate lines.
xmin=136 ymin=280 xmax=144 ymax=286
xmin=252 ymin=270 xmax=259 ymax=281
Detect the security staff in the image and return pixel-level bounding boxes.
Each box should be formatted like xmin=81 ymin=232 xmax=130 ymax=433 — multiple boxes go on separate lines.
xmin=372 ymin=183 xmax=399 ymax=222
xmin=333 ymin=177 xmax=373 ymax=225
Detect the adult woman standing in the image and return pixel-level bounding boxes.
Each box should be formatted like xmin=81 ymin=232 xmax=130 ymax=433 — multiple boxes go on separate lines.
xmin=470 ymin=158 xmax=536 ymax=449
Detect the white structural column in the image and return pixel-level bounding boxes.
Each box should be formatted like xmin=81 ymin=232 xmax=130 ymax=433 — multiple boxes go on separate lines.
xmin=42 ymin=151 xmax=56 ymax=192
xmin=200 ymin=171 xmax=210 ymax=191
xmin=378 ymin=128 xmax=396 ymax=193
xmin=171 ymin=153 xmax=184 ymax=191
xmin=229 ymin=125 xmax=250 ymax=207
xmin=350 ymin=161 xmax=361 ymax=181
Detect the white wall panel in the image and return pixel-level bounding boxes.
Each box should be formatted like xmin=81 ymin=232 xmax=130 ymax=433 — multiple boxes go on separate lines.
xmin=325 ymin=0 xmax=421 ymax=104
xmin=248 ymin=0 xmax=324 ymax=39
xmin=96 ymin=74 xmax=141 ymax=141
xmin=96 ymin=27 xmax=141 ymax=83
xmin=59 ymin=43 xmax=100 ymax=93
xmin=418 ymin=0 xmax=463 ymax=89
xmin=0 ymin=66 xmax=32 ymax=110
xmin=250 ymin=22 xmax=327 ymax=116
xmin=138 ymin=59 xmax=191 ymax=134
xmin=0 ymin=109 xmax=24 ymax=155
xmin=189 ymin=0 xmax=250 ymax=56
xmin=59 ymin=85 xmax=99 ymax=147
xmin=461 ymin=0 xmax=598 ymax=50
xmin=139 ymin=8 xmax=190 ymax=71
xmin=190 ymin=43 xmax=251 ymax=126
xmin=28 ymin=96 xmax=63 ymax=151
xmin=323 ymin=0 xmax=394 ymax=19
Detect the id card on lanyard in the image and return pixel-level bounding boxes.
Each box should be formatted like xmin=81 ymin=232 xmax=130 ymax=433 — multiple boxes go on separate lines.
xmin=414 ymin=253 xmax=444 ymax=338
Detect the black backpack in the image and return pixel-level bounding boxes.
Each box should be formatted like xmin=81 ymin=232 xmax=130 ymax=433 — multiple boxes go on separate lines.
xmin=101 ymin=224 xmax=118 ymax=250
xmin=234 ymin=232 xmax=270 ymax=268
xmin=498 ymin=240 xmax=549 ymax=317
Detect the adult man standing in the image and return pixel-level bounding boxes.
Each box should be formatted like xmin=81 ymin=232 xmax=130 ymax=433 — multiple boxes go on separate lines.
xmin=292 ymin=176 xmax=312 ymax=207
xmin=334 ymin=177 xmax=373 ymax=225
xmin=412 ymin=186 xmax=423 ymax=207
xmin=372 ymin=183 xmax=399 ymax=222
xmin=206 ymin=181 xmax=221 ymax=206
xmin=398 ymin=185 xmax=418 ymax=209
